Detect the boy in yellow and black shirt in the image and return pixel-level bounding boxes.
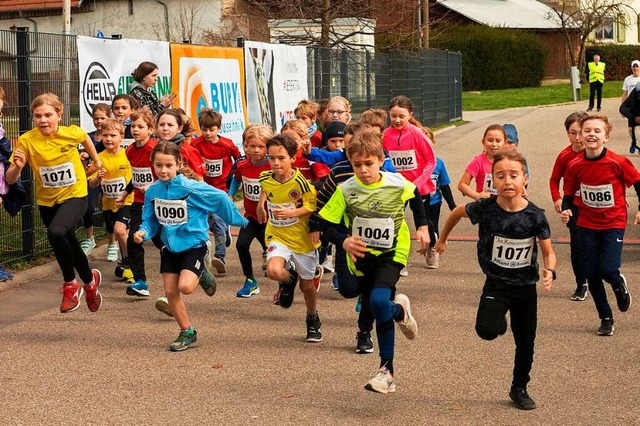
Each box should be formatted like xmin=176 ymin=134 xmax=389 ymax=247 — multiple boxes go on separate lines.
xmin=257 ymin=134 xmax=322 ymax=343
xmin=318 ymin=130 xmax=429 ymax=394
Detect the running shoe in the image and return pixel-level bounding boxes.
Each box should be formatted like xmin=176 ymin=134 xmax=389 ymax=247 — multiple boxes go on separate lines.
xmin=570 ymin=285 xmax=588 ymax=301
xmin=425 ymin=247 xmax=439 ymax=269
xmin=155 ymin=297 xmax=173 ymax=317
xmin=106 ymin=243 xmax=119 ymax=262
xmin=278 ymin=262 xmax=298 ymax=309
xmin=211 ymin=257 xmax=227 ymax=276
xmin=126 ymin=279 xmax=150 ymax=297
xmin=236 ymin=278 xmax=260 ymax=298
xmin=630 ymin=144 xmax=637 ymax=154
xmin=60 ymin=280 xmax=84 ymax=313
xmin=80 ymin=238 xmax=96 ymax=256
xmin=509 ymin=387 xmax=536 ymax=410
xmin=305 ymin=313 xmax=322 ymax=343
xmin=614 ymin=274 xmax=631 ymax=312
xmin=313 ymin=265 xmax=323 ymax=292
xmin=597 ymin=317 xmax=615 ymax=336
xmin=199 ymin=269 xmax=217 ymax=297
xmin=0 ymin=266 xmax=12 ymax=282
xmin=84 ymin=269 xmax=103 ymax=312
xmin=356 ymin=331 xmax=374 ymax=354
xmin=331 ymin=274 xmax=339 ymax=291
xmin=394 ymin=293 xmax=418 ymax=340
xmin=321 ymin=254 xmax=334 ymax=273
xmin=225 ymin=226 xmax=232 ymax=248
xmin=169 ymin=329 xmax=198 ymax=352
xmin=399 ymin=267 xmax=409 ymax=277
xmin=364 ymin=367 xmax=396 ymax=394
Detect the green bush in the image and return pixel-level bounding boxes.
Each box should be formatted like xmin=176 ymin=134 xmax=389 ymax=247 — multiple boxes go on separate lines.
xmin=433 ymin=25 xmax=547 ymax=91
xmin=585 ymin=45 xmax=640 ymax=81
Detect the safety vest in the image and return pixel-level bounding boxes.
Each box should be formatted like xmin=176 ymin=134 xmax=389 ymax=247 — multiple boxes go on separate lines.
xmin=588 ymin=61 xmax=606 ymax=83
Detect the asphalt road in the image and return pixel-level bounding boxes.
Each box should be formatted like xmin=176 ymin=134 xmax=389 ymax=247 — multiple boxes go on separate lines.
xmin=1 ymin=100 xmax=640 ymax=425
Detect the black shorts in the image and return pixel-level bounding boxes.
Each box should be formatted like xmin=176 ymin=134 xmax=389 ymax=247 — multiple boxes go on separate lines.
xmin=103 ymin=206 xmax=131 ymax=234
xmin=160 ymin=245 xmax=207 ymax=276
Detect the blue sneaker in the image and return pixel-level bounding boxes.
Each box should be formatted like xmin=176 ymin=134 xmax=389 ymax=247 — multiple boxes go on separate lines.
xmin=0 ymin=266 xmax=12 ymax=282
xmin=236 ymin=278 xmax=260 ymax=298
xmin=126 ymin=279 xmax=150 ymax=297
xmin=355 ymin=294 xmax=362 ymax=312
xmin=631 ymin=144 xmax=637 ymax=154
xmin=332 ymin=274 xmax=339 ymax=291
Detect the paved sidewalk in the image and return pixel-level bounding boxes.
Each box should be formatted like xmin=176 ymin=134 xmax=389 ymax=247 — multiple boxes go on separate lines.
xmin=1 ymin=102 xmax=640 ymax=425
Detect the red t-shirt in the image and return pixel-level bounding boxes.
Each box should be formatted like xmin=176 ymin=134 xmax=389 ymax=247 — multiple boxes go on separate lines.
xmin=180 ymin=141 xmax=205 ymax=177
xmin=564 ymin=148 xmax=640 ymax=230
xmin=549 ymin=145 xmax=583 ymax=202
xmin=310 ymin=130 xmax=323 ymax=148
xmin=193 ymin=135 xmax=241 ymax=190
xmin=234 ymin=158 xmax=271 ymax=221
xmin=126 ymin=138 xmax=158 ymax=204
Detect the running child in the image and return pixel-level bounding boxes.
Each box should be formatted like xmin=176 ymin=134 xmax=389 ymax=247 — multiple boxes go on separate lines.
xmin=435 ymin=149 xmax=556 ymax=410
xmin=281 ymin=119 xmax=329 ymax=184
xmin=133 ymin=141 xmax=247 ymax=351
xmin=6 ymin=93 xmax=103 ymax=313
xmin=561 ymin=114 xmax=640 ymax=336
xmin=193 ymin=108 xmax=242 ymax=275
xmin=549 ymin=111 xmax=588 ymax=301
xmin=256 ymin=134 xmax=323 ymax=342
xmin=318 ymin=130 xmax=428 ymax=393
xmin=229 ymin=124 xmax=273 ymax=298
xmin=458 ymin=124 xmax=506 ymax=200
xmin=88 ymin=119 xmax=133 ymax=266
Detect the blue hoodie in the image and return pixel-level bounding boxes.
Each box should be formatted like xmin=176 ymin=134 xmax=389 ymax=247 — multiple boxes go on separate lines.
xmin=139 ymin=174 xmax=248 ymax=253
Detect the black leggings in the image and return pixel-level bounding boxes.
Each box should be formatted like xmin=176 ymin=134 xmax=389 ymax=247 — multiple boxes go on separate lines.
xmin=39 ymin=197 xmax=93 ymax=283
xmin=127 ymin=202 xmax=162 ymax=281
xmin=236 ymin=217 xmax=267 ymax=280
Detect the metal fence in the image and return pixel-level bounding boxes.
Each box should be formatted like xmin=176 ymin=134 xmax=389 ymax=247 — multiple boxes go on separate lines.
xmin=0 ymin=28 xmax=462 ymax=264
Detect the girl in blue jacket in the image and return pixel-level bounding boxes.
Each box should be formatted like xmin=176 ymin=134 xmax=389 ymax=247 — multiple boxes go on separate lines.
xmin=134 ymin=141 xmax=248 ymax=352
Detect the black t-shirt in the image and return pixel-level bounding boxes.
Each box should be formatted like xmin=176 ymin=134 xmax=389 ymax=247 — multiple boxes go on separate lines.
xmin=466 ymin=197 xmax=551 ymax=286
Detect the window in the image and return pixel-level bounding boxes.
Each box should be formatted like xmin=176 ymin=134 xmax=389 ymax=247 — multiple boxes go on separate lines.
xmin=617 ymin=14 xmax=626 ymax=42
xmin=594 ymin=17 xmax=614 ymax=41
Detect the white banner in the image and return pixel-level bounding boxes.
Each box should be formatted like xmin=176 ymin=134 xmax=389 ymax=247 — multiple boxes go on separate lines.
xmin=77 ymin=36 xmax=171 ymax=131
xmin=244 ymin=41 xmax=308 ymax=133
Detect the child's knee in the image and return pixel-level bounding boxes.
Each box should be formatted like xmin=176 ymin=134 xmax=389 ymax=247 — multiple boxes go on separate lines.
xmin=475 ymin=323 xmax=499 ymax=341
xmin=266 ymin=263 xmax=287 ymax=281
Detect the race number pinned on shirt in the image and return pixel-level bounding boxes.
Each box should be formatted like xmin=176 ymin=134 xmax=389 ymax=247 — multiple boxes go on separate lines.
xmin=101 ymin=177 xmax=126 ymax=198
xmin=242 ymin=177 xmax=261 ymax=202
xmin=154 ymin=199 xmax=188 ymax=225
xmin=580 ymin=183 xmax=614 ymax=208
xmin=121 ymin=139 xmax=135 ymax=149
xmin=352 ymin=216 xmax=394 ymax=249
xmin=491 ymin=236 xmax=534 ymax=268
xmin=389 ymin=150 xmax=417 ymax=171
xmin=266 ymin=201 xmax=299 ymax=227
xmin=132 ymin=167 xmax=154 ymax=188
xmin=40 ymin=162 xmax=76 ymax=188
xmin=204 ymin=159 xmax=223 ymax=177
xmin=483 ymin=173 xmax=498 ymax=195
xmin=430 ymin=173 xmax=438 ymax=196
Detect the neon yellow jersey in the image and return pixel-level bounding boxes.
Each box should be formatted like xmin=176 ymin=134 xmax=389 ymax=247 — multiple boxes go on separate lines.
xmin=90 ymin=148 xmax=134 ymax=212
xmin=319 ymin=172 xmax=416 ymax=273
xmin=12 ymin=125 xmax=88 ymax=207
xmin=259 ymin=168 xmax=319 ymax=254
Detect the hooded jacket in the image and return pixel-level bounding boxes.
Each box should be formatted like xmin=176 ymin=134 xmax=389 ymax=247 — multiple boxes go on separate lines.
xmin=129 ymin=81 xmax=164 ymax=119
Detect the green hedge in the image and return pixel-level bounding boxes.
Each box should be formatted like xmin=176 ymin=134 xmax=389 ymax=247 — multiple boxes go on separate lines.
xmin=585 ymin=45 xmax=640 ymax=81
xmin=433 ymin=25 xmax=547 ymax=91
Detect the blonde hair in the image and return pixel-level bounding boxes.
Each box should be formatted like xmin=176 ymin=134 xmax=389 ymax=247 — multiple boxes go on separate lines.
xmin=31 ymin=93 xmax=63 ymax=115
xmin=243 ymin=124 xmax=273 ymax=144
xmin=101 ymin=118 xmax=125 ymax=136
xmin=294 ymin=99 xmax=319 ymax=119
xmin=347 ymin=129 xmax=384 ymax=159
xmin=281 ymin=119 xmax=307 ymax=139
xmin=327 ymin=96 xmax=352 ymax=123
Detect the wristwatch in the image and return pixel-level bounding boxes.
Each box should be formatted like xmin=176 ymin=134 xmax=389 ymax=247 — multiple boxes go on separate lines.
xmin=547 ymin=268 xmax=557 ymax=281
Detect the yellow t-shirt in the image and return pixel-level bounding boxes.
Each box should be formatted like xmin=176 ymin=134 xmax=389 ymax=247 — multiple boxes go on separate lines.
xmin=12 ymin=125 xmax=88 ymax=207
xmin=90 ymin=148 xmax=134 ymax=212
xmin=259 ymin=168 xmax=319 ymax=254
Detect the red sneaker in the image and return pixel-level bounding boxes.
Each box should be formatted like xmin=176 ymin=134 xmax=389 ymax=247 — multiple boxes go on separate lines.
xmin=60 ymin=280 xmax=83 ymax=313
xmin=313 ymin=265 xmax=323 ymax=292
xmin=84 ymin=269 xmax=103 ymax=312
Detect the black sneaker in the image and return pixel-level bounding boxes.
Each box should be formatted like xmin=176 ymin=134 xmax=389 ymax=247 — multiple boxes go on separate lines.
xmin=597 ymin=317 xmax=615 ymax=336
xmin=570 ymin=285 xmax=588 ymax=301
xmin=356 ymin=331 xmax=374 ymax=354
xmin=278 ymin=263 xmax=298 ymax=309
xmin=509 ymin=386 xmax=536 ymax=410
xmin=199 ymin=269 xmax=217 ymax=297
xmin=305 ymin=313 xmax=322 ymax=342
xmin=614 ymin=274 xmax=631 ymax=312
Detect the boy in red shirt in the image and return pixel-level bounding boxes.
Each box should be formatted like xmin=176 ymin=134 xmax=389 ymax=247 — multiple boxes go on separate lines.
xmin=295 ymin=99 xmax=323 ymax=148
xmin=193 ymin=108 xmax=242 ymax=275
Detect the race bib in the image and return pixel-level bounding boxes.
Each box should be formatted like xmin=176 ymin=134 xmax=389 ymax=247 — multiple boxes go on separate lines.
xmin=580 ymin=183 xmax=614 ymax=208
xmin=483 ymin=173 xmax=498 ymax=195
xmin=120 ymin=138 xmax=135 ymax=149
xmin=242 ymin=177 xmax=261 ymax=202
xmin=352 ymin=216 xmax=394 ymax=249
xmin=389 ymin=150 xmax=417 ymax=171
xmin=204 ymin=159 xmax=223 ymax=177
xmin=131 ymin=167 xmax=154 ymax=188
xmin=491 ymin=236 xmax=534 ymax=269
xmin=101 ymin=177 xmax=126 ymax=198
xmin=267 ymin=201 xmax=299 ymax=227
xmin=154 ymin=199 xmax=188 ymax=225
xmin=39 ymin=162 xmax=76 ymax=188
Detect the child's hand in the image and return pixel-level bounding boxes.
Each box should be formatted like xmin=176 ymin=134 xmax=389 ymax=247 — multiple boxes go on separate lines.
xmin=114 ymin=193 xmax=126 ymax=207
xmin=553 ymin=199 xmax=563 ymax=214
xmin=12 ymin=149 xmax=26 ymax=169
xmin=560 ymin=209 xmax=572 ymax=224
xmin=79 ymin=152 xmax=90 ymax=161
xmin=160 ymin=93 xmax=177 ymax=107
xmin=415 ymin=225 xmax=430 ymax=255
xmin=133 ymin=230 xmax=145 ymax=244
xmin=256 ymin=207 xmax=267 ymax=224
xmin=477 ymin=191 xmax=491 ymax=200
xmin=434 ymin=238 xmax=447 ymax=255
xmin=302 ymin=140 xmax=312 ymax=155
xmin=634 ymin=211 xmax=640 ymax=225
xmin=309 ymin=231 xmax=321 ymax=245
xmin=542 ymin=269 xmax=555 ymax=292
xmin=271 ymin=208 xmax=291 ymax=220
xmin=343 ymin=236 xmax=367 ymax=261
xmin=98 ymin=168 xmax=106 ymax=178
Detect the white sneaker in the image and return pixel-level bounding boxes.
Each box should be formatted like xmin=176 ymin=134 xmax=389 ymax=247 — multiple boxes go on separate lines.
xmin=321 ymin=254 xmax=334 ymax=273
xmin=364 ymin=367 xmax=396 ymax=394
xmin=106 ymin=243 xmax=119 ymax=262
xmin=394 ymin=293 xmax=418 ymax=340
xmin=204 ymin=240 xmax=213 ymax=273
xmin=399 ymin=267 xmax=409 ymax=277
xmin=80 ymin=238 xmax=96 ymax=255
xmin=425 ymin=247 xmax=439 ymax=269
xmin=154 ymin=297 xmax=173 ymax=317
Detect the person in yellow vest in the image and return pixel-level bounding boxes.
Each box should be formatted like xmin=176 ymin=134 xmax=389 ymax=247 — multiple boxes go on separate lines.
xmin=587 ymin=54 xmax=605 ymax=112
